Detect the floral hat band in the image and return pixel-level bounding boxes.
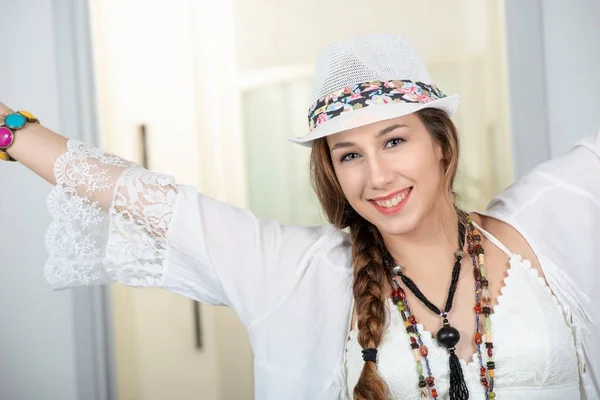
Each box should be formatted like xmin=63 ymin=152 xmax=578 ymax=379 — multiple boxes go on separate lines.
xmin=307 ymin=79 xmax=447 ymax=132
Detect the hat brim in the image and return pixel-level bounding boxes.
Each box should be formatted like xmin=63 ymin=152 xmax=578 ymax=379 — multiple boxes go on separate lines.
xmin=288 ymin=94 xmax=460 ymax=147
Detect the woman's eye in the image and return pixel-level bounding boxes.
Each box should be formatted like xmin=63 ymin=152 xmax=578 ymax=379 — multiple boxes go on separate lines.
xmin=385 ymin=138 xmax=405 ymax=148
xmin=340 ymin=152 xmax=359 ymax=162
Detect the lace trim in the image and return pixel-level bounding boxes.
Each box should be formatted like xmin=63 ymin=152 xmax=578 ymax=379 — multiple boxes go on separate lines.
xmin=343 ymin=256 xmax=581 ymax=399
xmin=44 ymin=140 xmax=178 ymax=289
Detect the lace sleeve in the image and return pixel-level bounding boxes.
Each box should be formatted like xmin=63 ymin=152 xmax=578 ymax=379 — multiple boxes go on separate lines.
xmin=45 ymin=139 xmax=178 ymax=289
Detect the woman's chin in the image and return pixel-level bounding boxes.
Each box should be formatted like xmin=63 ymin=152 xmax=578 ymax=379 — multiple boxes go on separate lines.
xmin=372 ymin=211 xmax=420 ymax=237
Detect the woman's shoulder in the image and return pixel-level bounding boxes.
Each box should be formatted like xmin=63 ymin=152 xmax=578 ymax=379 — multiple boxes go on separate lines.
xmin=311 ymin=225 xmax=353 ymax=268
xmin=479 ymin=130 xmax=600 ymax=265
xmin=474 ymin=213 xmax=543 ymax=272
xmin=485 ymin=129 xmax=600 ymax=223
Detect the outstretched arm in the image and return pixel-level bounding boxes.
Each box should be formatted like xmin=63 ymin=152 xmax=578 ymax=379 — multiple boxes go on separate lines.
xmin=1 ymin=102 xmax=340 ymax=329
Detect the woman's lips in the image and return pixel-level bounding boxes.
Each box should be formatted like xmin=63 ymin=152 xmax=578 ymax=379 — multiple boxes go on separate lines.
xmin=370 ymin=187 xmax=413 ymax=215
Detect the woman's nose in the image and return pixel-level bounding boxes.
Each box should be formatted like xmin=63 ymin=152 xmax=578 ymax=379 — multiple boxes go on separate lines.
xmin=367 ymin=157 xmax=395 ymax=189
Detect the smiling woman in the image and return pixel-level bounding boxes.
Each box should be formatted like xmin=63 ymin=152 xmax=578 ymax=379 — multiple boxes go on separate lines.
xmin=325 ymin=111 xmax=457 ymax=237
xmin=2 ymin=33 xmax=599 ymax=400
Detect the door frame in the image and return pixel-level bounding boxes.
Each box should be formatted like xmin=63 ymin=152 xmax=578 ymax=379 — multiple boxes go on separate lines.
xmin=53 ymin=1 xmax=116 ymax=399
xmin=503 ymin=0 xmax=551 ymax=177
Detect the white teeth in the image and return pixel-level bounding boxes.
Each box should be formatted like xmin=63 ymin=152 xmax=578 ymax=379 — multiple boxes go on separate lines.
xmin=375 ymin=189 xmax=409 ymax=208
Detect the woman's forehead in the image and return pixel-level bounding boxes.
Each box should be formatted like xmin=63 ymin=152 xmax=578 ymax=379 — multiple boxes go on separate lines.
xmin=327 ymin=114 xmax=420 ymax=147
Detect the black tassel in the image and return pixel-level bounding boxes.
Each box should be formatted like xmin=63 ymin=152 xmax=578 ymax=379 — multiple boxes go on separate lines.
xmin=448 ymin=348 xmax=469 ymax=400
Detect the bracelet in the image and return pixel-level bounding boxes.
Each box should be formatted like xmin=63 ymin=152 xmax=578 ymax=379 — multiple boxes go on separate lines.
xmin=0 ymin=110 xmax=39 ymax=162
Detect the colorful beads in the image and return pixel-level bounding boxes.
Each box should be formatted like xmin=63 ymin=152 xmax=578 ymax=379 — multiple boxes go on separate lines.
xmin=17 ymin=110 xmax=38 ymax=121
xmin=413 ymin=348 xmax=421 ymax=361
xmin=0 ymin=111 xmax=38 ymax=162
xmin=4 ymin=113 xmax=27 ymax=129
xmin=455 ymin=250 xmax=467 ymax=259
xmin=398 ymin=287 xmax=406 ymax=300
xmin=388 ymin=288 xmax=439 ymax=399
xmin=0 ymin=126 xmax=14 ymax=149
xmin=481 ymin=288 xmax=491 ymax=305
xmin=468 ymin=220 xmax=498 ymax=398
xmin=383 ymin=216 xmax=499 ymax=400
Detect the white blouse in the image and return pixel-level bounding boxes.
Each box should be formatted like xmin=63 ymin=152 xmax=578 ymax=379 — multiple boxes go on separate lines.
xmin=44 ymin=131 xmax=600 ymax=399
xmin=345 ymin=224 xmax=581 ymax=399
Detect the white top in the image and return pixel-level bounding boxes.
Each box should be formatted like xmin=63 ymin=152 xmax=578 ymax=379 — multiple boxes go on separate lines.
xmin=44 ymin=130 xmax=600 ymax=400
xmin=345 ymin=224 xmax=581 ymax=399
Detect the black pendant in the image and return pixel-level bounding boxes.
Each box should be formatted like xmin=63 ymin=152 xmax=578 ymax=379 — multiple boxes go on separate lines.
xmin=436 ymin=321 xmax=460 ymax=349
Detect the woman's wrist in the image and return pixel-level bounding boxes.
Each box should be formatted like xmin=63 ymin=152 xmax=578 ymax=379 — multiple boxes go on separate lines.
xmin=0 ymin=102 xmax=12 ymax=115
xmin=0 ymin=106 xmax=40 ymax=162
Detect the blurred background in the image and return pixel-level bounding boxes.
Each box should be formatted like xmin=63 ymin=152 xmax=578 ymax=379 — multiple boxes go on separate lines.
xmin=0 ymin=0 xmax=599 ymax=399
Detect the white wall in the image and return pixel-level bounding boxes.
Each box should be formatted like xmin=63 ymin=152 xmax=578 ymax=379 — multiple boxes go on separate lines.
xmin=235 ymin=0 xmax=513 ymax=211
xmin=234 ymin=0 xmax=489 ymax=72
xmin=0 ymin=1 xmax=104 ymax=399
xmin=505 ymin=0 xmax=600 ymax=176
xmin=542 ymin=0 xmax=600 ymax=156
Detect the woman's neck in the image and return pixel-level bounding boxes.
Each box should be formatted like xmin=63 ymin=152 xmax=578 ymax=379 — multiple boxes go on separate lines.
xmin=382 ymin=201 xmax=461 ymax=277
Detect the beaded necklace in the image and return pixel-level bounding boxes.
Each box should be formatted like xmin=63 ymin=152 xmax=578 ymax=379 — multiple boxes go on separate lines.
xmin=383 ymin=213 xmax=497 ymax=399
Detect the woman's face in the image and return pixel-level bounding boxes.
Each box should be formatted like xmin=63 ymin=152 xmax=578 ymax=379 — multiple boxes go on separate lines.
xmin=326 ymin=113 xmax=446 ymax=236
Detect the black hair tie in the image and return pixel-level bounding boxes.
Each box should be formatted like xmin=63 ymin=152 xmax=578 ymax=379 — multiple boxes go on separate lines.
xmin=362 ymin=348 xmax=378 ymax=363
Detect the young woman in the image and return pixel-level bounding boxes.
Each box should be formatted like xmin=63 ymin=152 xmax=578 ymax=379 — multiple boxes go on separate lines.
xmin=1 ymin=34 xmax=598 ymax=400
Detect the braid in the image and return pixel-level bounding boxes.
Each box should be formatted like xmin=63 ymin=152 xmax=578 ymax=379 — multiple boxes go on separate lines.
xmin=350 ymin=218 xmax=388 ymax=400
xmin=309 ymin=109 xmax=461 ymax=399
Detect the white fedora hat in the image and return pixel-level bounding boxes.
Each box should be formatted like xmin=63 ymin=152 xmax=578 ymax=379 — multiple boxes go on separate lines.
xmin=289 ymin=33 xmax=460 ymax=146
